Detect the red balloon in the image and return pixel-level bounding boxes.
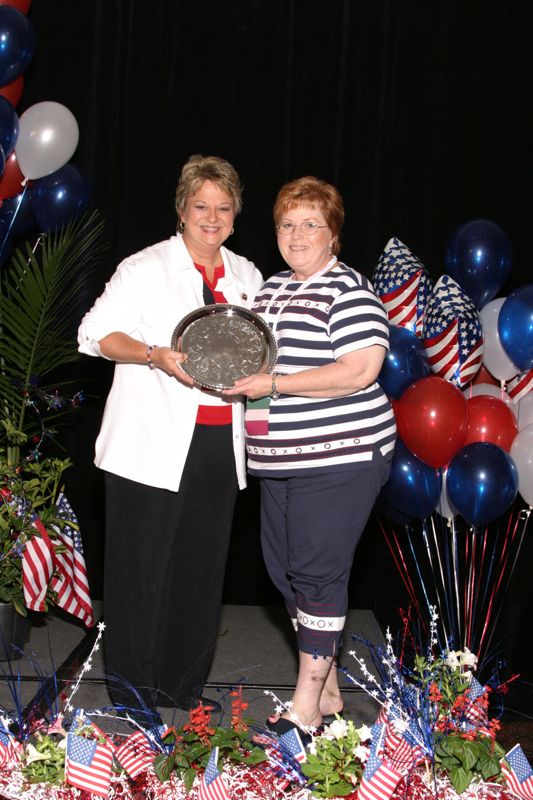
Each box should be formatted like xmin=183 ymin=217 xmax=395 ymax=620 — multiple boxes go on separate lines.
xmin=463 ymin=395 xmax=518 ymax=452
xmin=0 ymin=0 xmax=31 ymax=14
xmin=0 ymin=151 xmax=24 ymax=199
xmin=471 ymin=364 xmax=499 ymax=387
xmin=0 ymin=74 xmax=23 ymax=107
xmin=393 ymin=376 xmax=468 ymax=468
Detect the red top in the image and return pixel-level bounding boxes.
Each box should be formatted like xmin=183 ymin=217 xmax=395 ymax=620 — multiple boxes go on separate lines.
xmin=194 ymin=263 xmax=232 ymax=425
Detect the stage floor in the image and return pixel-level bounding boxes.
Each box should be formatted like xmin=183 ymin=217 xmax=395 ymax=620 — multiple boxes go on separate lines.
xmin=0 ymin=603 xmax=384 ymax=731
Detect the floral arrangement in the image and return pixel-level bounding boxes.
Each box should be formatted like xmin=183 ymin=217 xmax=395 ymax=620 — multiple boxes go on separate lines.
xmin=0 ymin=615 xmax=531 ymax=800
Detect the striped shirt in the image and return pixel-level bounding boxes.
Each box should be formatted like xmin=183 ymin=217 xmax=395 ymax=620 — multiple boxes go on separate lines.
xmin=245 ymin=262 xmax=396 ymax=476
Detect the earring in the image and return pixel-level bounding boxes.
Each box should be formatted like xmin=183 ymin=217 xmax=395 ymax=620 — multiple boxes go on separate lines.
xmin=230 ymin=227 xmax=234 ymax=235
xmin=178 ymin=221 xmax=185 ymax=232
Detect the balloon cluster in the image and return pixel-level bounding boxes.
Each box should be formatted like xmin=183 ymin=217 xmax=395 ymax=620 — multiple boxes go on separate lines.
xmin=0 ymin=2 xmax=89 ymax=261
xmin=373 ymin=225 xmax=533 ymax=527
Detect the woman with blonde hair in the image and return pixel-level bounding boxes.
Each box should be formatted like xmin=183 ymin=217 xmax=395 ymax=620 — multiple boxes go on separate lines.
xmin=79 ymin=155 xmax=262 ymax=715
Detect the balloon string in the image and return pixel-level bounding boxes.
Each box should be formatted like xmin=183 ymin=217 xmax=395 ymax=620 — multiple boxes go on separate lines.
xmin=478 ymin=507 xmax=531 ymax=665
xmin=451 ymin=518 xmax=462 ymax=649
xmin=432 ymin=515 xmax=457 ymax=649
xmin=473 ymin=524 xmax=500 ymax=656
xmin=377 ymin=515 xmax=422 ymax=619
xmin=465 ymin=526 xmax=480 ymax=649
xmin=425 ymin=516 xmax=450 ymax=649
xmin=406 ymin=525 xmax=433 ymax=622
xmin=0 ymin=184 xmax=27 ymax=266
xmin=469 ymin=526 xmax=489 ymax=653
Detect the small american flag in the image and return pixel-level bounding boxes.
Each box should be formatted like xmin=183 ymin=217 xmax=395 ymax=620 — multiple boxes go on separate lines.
xmin=50 ymin=494 xmax=94 ymax=627
xmin=22 ymin=517 xmax=54 ymax=612
xmin=501 ymin=744 xmax=533 ymax=800
xmin=65 ymin=732 xmax=114 ymax=797
xmin=279 ymin=726 xmax=307 ymax=764
xmin=358 ymin=723 xmax=402 ymax=800
xmin=0 ymin=726 xmax=18 ymax=767
xmin=463 ymin=677 xmax=488 ymax=725
xmin=115 ymin=726 xmax=166 ymax=779
xmin=423 ymin=275 xmax=484 ymax=388
xmin=199 ymin=746 xmax=229 ymax=800
xmin=372 ymin=238 xmax=433 ymax=336
xmin=508 ymin=370 xmax=533 ymax=403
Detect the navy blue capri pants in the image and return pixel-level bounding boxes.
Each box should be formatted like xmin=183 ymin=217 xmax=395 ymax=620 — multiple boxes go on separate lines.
xmin=260 ymin=448 xmax=391 ymax=658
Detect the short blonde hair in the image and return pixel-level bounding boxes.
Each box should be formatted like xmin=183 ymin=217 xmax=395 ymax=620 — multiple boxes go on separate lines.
xmin=175 ymin=154 xmax=243 ymax=218
xmin=273 ymin=176 xmax=345 ymax=256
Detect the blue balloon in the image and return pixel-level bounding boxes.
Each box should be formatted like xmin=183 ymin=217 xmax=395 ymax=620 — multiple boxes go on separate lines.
xmin=497 ymin=284 xmax=533 ymax=372
xmin=0 ymin=96 xmax=18 ymax=157
xmin=381 ymin=439 xmax=442 ymax=519
xmin=0 ymin=6 xmax=36 ymax=88
xmin=29 ymin=164 xmax=90 ymax=232
xmin=447 ymin=442 xmax=518 ymax=526
xmin=0 ymin=187 xmax=34 ymax=235
xmin=445 ymin=219 xmax=512 ymax=309
xmin=378 ymin=325 xmax=430 ymax=398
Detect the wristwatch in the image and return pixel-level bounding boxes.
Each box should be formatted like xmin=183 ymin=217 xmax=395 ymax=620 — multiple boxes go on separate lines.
xmin=270 ymin=373 xmax=280 ymax=400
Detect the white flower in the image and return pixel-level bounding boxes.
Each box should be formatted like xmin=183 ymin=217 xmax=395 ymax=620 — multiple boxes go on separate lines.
xmin=445 ymin=650 xmax=460 ymax=669
xmin=356 ymin=724 xmax=372 ymax=742
xmin=354 ymin=744 xmax=370 ymax=762
xmin=458 ymin=647 xmax=478 ymax=670
xmin=324 ymin=718 xmax=349 ymax=740
xmin=308 ymin=739 xmax=317 ymax=756
xmin=25 ymin=744 xmax=50 ymax=765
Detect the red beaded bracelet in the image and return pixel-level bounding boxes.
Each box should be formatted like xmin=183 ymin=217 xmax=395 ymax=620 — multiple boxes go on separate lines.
xmin=146 ymin=345 xmax=158 ymax=369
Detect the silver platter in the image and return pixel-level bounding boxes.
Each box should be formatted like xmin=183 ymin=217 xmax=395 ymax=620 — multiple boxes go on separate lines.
xmin=170 ymin=304 xmax=278 ymax=390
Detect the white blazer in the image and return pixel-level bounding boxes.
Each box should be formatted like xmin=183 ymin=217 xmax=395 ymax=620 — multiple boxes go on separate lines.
xmin=78 ymin=234 xmax=263 ymax=491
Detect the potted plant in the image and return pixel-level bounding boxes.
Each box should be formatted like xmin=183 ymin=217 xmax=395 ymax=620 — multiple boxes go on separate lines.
xmin=0 ymin=211 xmax=104 ymax=654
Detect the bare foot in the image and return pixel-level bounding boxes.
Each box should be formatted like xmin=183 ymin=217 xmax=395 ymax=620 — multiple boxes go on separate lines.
xmin=319 ymin=690 xmax=344 ymax=718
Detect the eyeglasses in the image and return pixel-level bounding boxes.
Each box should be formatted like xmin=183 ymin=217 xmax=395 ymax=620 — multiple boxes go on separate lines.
xmin=276 ymin=221 xmax=329 ymax=236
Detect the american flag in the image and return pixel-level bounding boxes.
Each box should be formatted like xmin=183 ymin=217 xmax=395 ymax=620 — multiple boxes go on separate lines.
xmin=422 ymin=275 xmax=484 ymax=387
xmin=22 ymin=516 xmax=54 ymax=612
xmin=0 ymin=726 xmax=18 ymax=767
xmin=65 ymin=731 xmax=114 ymax=798
xmin=463 ymin=677 xmax=488 ymax=726
xmin=199 ymin=746 xmax=229 ymax=800
xmin=372 ymin=238 xmax=433 ymax=336
xmin=508 ymin=370 xmax=533 ymax=403
xmin=21 ymin=495 xmax=93 ymax=625
xmin=49 ymin=494 xmax=94 ymax=627
xmin=501 ymin=744 xmax=533 ymax=800
xmin=115 ymin=726 xmax=167 ymax=779
xmin=358 ymin=723 xmax=402 ymax=800
xmin=279 ymin=726 xmax=307 ymax=764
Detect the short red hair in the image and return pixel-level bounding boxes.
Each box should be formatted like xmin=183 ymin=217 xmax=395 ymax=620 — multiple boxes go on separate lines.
xmin=273 ymin=176 xmax=345 ymax=255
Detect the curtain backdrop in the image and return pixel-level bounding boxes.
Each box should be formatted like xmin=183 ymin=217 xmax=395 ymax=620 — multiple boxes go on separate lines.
xmin=20 ymin=1 xmax=533 ymax=694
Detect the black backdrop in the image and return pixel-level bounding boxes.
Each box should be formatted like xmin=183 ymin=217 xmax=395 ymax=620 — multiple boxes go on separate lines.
xmin=17 ymin=1 xmax=533 ymax=701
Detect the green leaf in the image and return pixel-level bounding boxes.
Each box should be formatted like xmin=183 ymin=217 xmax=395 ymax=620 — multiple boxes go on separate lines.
xmin=449 ymin=765 xmax=472 ymax=795
xmin=153 ymin=754 xmax=174 ymax=782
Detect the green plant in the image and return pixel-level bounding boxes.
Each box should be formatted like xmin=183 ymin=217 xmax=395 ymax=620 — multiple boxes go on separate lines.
xmin=153 ymin=697 xmax=267 ymax=792
xmin=0 ymin=212 xmax=104 ymax=616
xmin=301 ymin=718 xmax=370 ymax=798
xmin=21 ymin=733 xmax=66 ymax=785
xmin=0 ymin=453 xmax=74 ymax=615
xmin=433 ymin=731 xmax=505 ymax=794
xmin=0 ymin=211 xmax=105 ymax=464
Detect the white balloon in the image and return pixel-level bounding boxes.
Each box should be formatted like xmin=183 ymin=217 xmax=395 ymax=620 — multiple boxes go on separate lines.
xmin=510 ymin=424 xmax=533 ymax=506
xmin=480 ymin=298 xmax=520 ymax=382
xmin=463 ymin=382 xmax=518 ymax=417
xmin=436 ymin=468 xmax=457 ymax=520
xmin=15 ymin=101 xmax=79 ymax=180
xmin=517 ymin=392 xmax=533 ymax=430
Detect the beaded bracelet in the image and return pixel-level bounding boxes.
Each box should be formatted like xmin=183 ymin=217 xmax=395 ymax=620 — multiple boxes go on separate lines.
xmin=146 ymin=344 xmax=158 ymax=369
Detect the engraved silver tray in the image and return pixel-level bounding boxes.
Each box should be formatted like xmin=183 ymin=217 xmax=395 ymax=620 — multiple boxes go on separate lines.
xmin=170 ymin=304 xmax=278 ymax=390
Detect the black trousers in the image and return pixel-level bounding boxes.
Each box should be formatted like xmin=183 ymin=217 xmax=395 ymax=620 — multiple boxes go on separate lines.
xmin=103 ymin=423 xmax=238 ymax=709
xmin=260 ymin=450 xmax=391 ymax=657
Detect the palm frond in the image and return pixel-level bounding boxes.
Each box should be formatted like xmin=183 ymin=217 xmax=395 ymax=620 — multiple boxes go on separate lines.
xmin=0 ymin=211 xmax=105 ymax=444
